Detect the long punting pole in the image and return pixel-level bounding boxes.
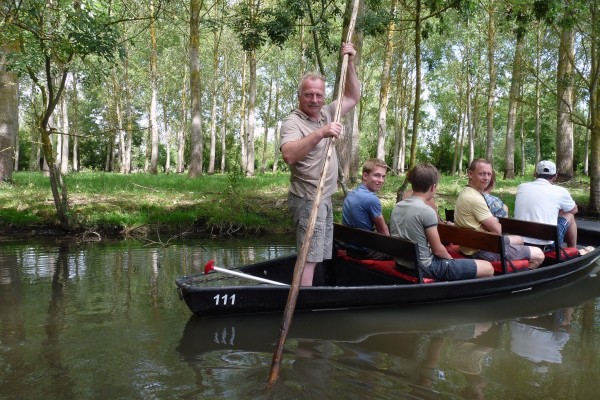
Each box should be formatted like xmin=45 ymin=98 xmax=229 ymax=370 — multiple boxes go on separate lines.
xmin=267 ymin=0 xmax=360 ymax=385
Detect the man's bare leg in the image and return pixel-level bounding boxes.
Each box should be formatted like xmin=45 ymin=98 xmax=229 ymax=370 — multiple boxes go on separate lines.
xmin=301 ymin=262 xmax=317 ymax=286
xmin=559 ymin=211 xmax=577 ymax=248
xmin=527 ymin=246 xmax=545 ymax=269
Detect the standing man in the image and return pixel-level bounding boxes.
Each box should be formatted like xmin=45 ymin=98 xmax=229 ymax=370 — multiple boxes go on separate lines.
xmin=454 ymin=158 xmax=544 ymax=269
xmin=514 ymin=160 xmax=578 ymax=249
xmin=280 ymin=43 xmax=360 ymax=286
xmin=341 ymin=158 xmax=390 ymax=260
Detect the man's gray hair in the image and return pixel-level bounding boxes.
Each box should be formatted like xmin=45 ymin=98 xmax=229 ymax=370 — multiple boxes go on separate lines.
xmin=297 ymin=72 xmax=326 ymax=96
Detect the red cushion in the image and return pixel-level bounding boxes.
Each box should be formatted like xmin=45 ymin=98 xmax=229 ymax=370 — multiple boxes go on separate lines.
xmin=444 ymin=245 xmax=529 ymax=274
xmin=544 ymin=247 xmax=579 ymax=261
xmin=491 ymin=259 xmax=529 ymax=273
xmin=336 ymin=250 xmax=435 ymax=283
xmin=446 ymin=244 xmax=463 ymax=259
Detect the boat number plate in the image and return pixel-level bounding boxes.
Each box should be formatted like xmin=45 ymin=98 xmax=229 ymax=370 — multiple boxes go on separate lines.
xmin=213 ymin=293 xmax=236 ymax=306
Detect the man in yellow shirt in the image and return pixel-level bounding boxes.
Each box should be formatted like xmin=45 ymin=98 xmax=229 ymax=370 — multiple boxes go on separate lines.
xmin=454 ymin=158 xmax=544 ymax=269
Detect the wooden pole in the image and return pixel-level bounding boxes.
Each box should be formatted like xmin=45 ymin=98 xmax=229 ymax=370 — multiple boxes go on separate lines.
xmin=267 ymin=0 xmax=360 ymax=385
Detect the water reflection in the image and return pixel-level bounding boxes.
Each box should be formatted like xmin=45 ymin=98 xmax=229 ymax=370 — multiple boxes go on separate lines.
xmin=43 ymin=243 xmax=75 ymax=398
xmin=1 ymin=237 xmax=600 ymax=399
xmin=509 ymin=308 xmax=573 ymax=364
xmin=177 ymin=267 xmax=600 ymax=399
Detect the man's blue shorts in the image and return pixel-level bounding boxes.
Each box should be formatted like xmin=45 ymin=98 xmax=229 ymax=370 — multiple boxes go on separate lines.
xmin=422 ymin=256 xmax=478 ymax=281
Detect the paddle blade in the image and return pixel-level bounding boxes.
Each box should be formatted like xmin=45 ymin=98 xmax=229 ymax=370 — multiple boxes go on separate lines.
xmin=204 ymin=259 xmax=215 ymax=274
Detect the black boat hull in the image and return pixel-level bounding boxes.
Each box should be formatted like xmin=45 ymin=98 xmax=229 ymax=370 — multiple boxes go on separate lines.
xmin=176 ymin=225 xmax=600 ymax=317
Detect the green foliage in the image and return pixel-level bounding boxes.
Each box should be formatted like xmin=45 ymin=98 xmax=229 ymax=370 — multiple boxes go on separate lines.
xmin=263 ymin=8 xmax=296 ymax=48
xmin=357 ymin=9 xmax=393 ymax=37
xmin=231 ymin=2 xmax=296 ymax=51
xmin=226 ymin=166 xmax=245 ymax=198
xmin=5 ymin=0 xmax=120 ymax=78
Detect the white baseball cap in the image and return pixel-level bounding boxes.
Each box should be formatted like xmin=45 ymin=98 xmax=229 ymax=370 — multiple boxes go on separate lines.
xmin=536 ymin=160 xmax=556 ymax=175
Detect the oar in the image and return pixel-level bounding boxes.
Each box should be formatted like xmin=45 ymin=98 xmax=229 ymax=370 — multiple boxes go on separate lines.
xmin=203 ymin=260 xmax=289 ymax=286
xmin=267 ymin=0 xmax=360 ymax=386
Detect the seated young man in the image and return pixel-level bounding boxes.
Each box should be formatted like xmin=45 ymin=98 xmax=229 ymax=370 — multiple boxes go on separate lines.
xmin=341 ymin=158 xmax=391 ymax=260
xmin=389 ymin=163 xmax=494 ymax=281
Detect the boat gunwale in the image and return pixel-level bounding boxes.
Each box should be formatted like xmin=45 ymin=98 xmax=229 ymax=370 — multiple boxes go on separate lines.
xmin=175 ymin=247 xmax=600 ymax=292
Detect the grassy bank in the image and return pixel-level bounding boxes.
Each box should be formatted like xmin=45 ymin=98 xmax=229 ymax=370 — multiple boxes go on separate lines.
xmin=0 ymin=170 xmax=592 ymax=238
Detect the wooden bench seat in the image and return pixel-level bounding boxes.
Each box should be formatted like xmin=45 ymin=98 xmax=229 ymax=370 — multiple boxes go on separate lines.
xmin=333 ymin=223 xmax=431 ymax=283
xmin=498 ymin=217 xmax=579 ymax=263
xmin=437 ymin=223 xmax=530 ymax=274
xmin=444 ymin=211 xmax=579 ymax=264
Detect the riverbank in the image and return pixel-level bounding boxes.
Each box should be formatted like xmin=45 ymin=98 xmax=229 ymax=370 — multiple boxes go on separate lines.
xmin=0 ymin=170 xmax=593 ymax=239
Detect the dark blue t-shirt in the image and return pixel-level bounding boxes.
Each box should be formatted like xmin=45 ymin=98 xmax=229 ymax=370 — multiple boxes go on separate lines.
xmin=342 ymin=184 xmax=382 ymax=231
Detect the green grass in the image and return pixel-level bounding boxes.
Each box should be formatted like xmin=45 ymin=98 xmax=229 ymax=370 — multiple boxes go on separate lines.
xmin=0 ymin=170 xmax=592 ymax=237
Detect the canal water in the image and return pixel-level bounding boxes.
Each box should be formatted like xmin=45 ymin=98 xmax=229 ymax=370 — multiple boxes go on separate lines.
xmin=1 ymin=235 xmax=600 ymax=399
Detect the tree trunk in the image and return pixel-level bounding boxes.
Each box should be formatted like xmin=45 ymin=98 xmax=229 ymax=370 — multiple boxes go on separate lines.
xmin=399 ymin=62 xmax=413 ymax=174
xmin=503 ymin=31 xmax=524 ymax=179
xmin=452 ymin=83 xmax=463 ymax=175
xmin=105 ymin=127 xmax=114 ymax=172
xmin=261 ymin=79 xmax=273 ymax=174
xmin=519 ymin=83 xmax=525 ymax=176
xmin=208 ymin=24 xmax=221 ymax=174
xmin=466 ymin=66 xmax=474 ymax=165
xmin=590 ymin=111 xmax=600 ymax=214
xmin=71 ymin=76 xmax=79 ymax=172
xmin=299 ymin=20 xmax=306 ymax=75
xmin=392 ymin=59 xmax=404 ymax=174
xmin=123 ymin=35 xmax=133 ymax=174
xmin=60 ymin=91 xmax=69 ymax=174
xmin=272 ymin=80 xmax=281 ymax=173
xmin=556 ymin=24 xmax=575 ymax=181
xmin=485 ymin=1 xmax=496 ymax=162
xmin=188 ymin=0 xmax=203 ymax=178
xmin=239 ymin=52 xmax=247 ymax=173
xmin=164 ymin=98 xmax=170 ymax=174
xmin=408 ymin=0 xmax=422 ymax=171
xmin=306 ymin=3 xmax=325 ymax=75
xmin=40 ymin=126 xmax=69 ymax=229
xmin=33 ymin=63 xmax=71 ymax=228
xmin=588 ymin=2 xmax=600 ymax=214
xmin=458 ymin=104 xmax=466 ymax=175
xmin=29 ymin=84 xmax=40 ymax=172
xmin=246 ymin=49 xmax=257 ymax=176
xmin=13 ymin=134 xmax=19 ymax=172
xmin=220 ymin=53 xmax=230 ymax=174
xmin=0 ymin=44 xmax=19 ymax=182
xmin=376 ymin=0 xmax=397 ymax=160
xmin=113 ymin=71 xmax=125 ymax=174
xmin=584 ymin=109 xmax=590 ymax=176
xmin=177 ymin=69 xmax=187 ymax=174
xmin=149 ymin=0 xmax=159 ymax=175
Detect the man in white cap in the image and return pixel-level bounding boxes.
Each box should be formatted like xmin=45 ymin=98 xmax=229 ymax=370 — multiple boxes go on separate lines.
xmin=514 ymin=160 xmax=578 ymax=249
